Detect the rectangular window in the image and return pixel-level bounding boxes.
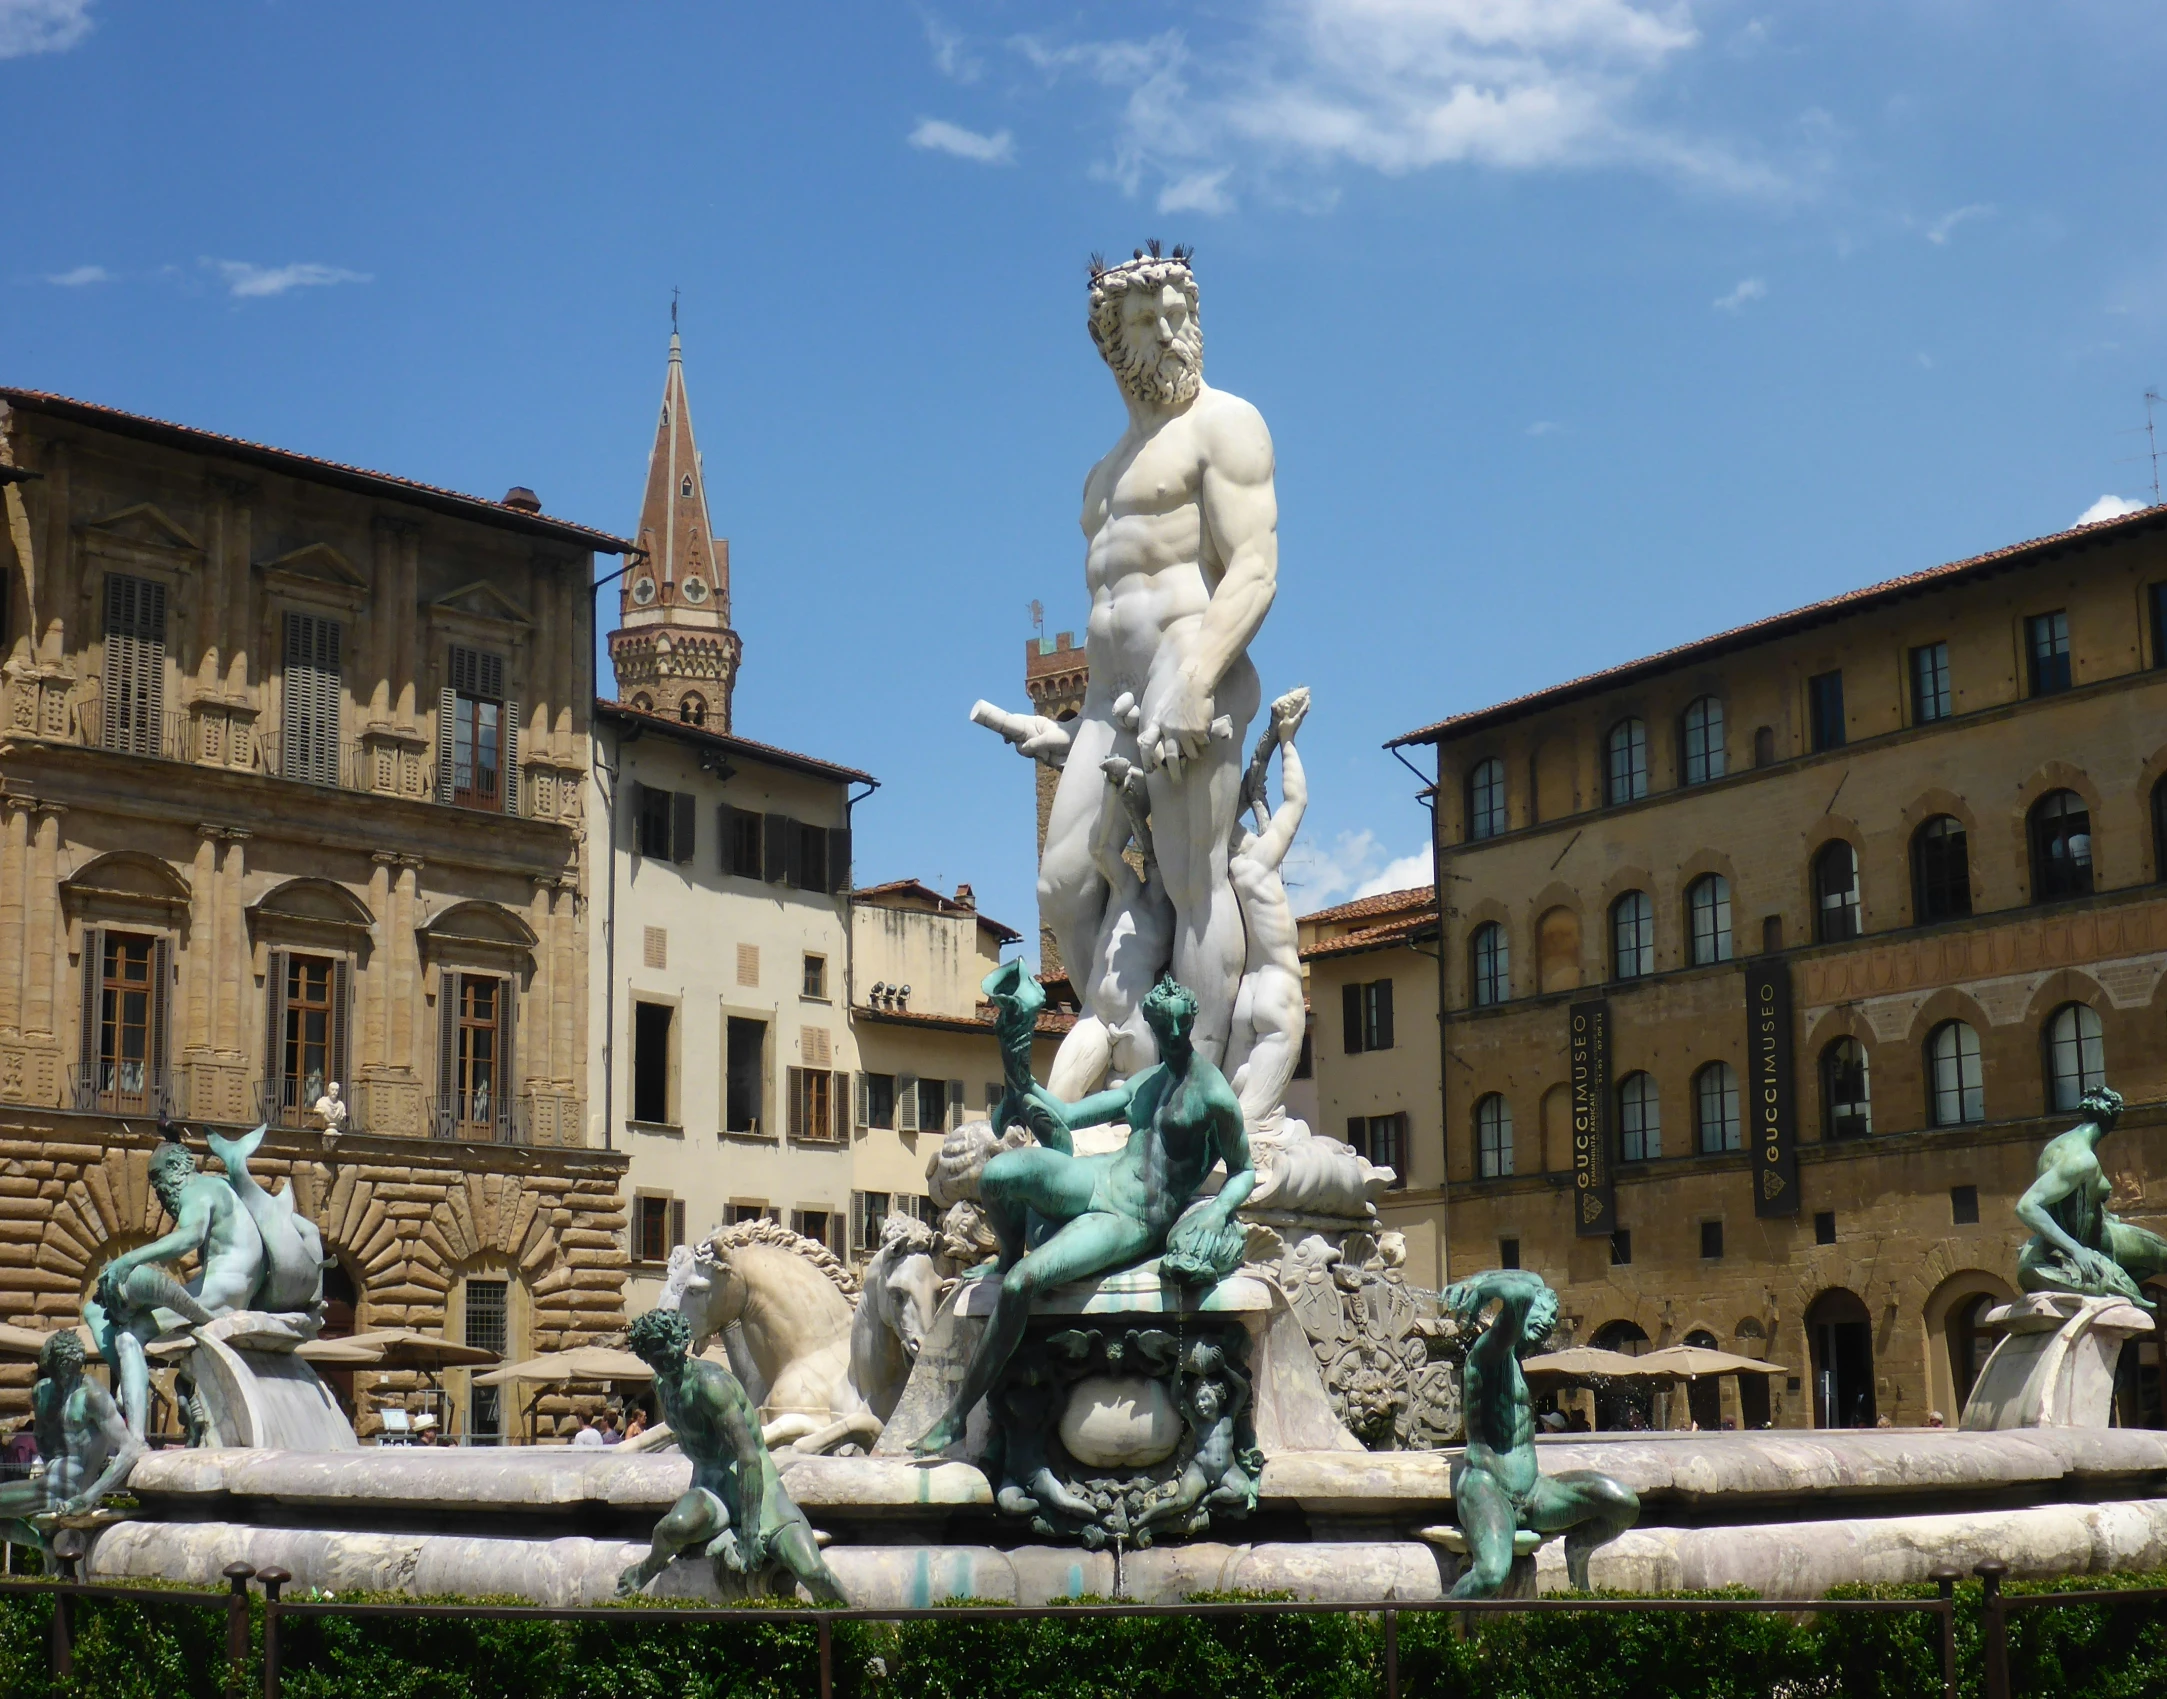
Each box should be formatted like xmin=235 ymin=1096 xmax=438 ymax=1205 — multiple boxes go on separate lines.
xmin=280 ymin=953 xmax=336 ymax=1121
xmin=100 ymin=572 xmax=168 ymax=755
xmin=1347 ymin=1112 xmax=1408 ymax=1185
xmin=861 ymin=1072 xmax=896 ymax=1130
xmin=1950 ymin=1184 xmax=1980 ymax=1227
xmin=452 ymin=975 xmax=503 ymax=1136
xmin=281 ymin=612 xmax=343 ymax=784
xmin=792 ymin=1209 xmax=836 ymax=1254
xmin=1292 ymin=1030 xmax=1313 ymax=1081
xmin=1498 ymin=1237 xmax=1520 ymax=1270
xmin=1910 ymin=641 xmax=1952 ymax=724
xmin=788 ymin=1067 xmax=835 ymax=1141
xmin=803 ymin=954 xmax=828 ymax=999
xmin=1342 ymin=980 xmax=1395 ymax=1054
xmin=95 ymin=932 xmax=159 ymax=1111
xmin=720 ymin=804 xmax=765 ymax=878
xmin=725 ymin=1017 xmax=766 ymax=1133
xmin=1610 ymin=1229 xmax=1632 ymax=1267
xmin=725 ymin=1201 xmax=769 ymax=1226
xmin=1807 ymin=671 xmax=1846 ymax=752
xmin=1814 ymin=1210 xmax=1837 ymax=1246
xmin=1700 ymin=1220 xmax=1724 ymax=1260
xmin=917 ymin=1076 xmax=950 ymax=1134
xmin=634 ymin=784 xmax=695 ymax=862
xmin=464 ymin=1278 xmax=507 ymax=1445
xmin=631 ymin=1001 xmax=673 ymax=1125
xmin=449 ymin=645 xmax=505 ymax=809
xmin=852 ymin=1192 xmax=891 ymax=1259
xmin=635 ymin=1194 xmax=685 ymax=1264
xmin=2026 ymin=611 xmax=2072 ymax=696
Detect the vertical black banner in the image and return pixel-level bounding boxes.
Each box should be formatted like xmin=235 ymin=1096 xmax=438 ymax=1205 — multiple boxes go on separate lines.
xmin=1569 ymin=999 xmax=1615 ymax=1238
xmin=1747 ymin=961 xmax=1800 ymax=1217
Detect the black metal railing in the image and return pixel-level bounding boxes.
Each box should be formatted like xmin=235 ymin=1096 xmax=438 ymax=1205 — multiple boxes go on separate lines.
xmin=66 ymin=1061 xmax=177 ymax=1119
xmin=429 ymin=1095 xmax=527 ymax=1144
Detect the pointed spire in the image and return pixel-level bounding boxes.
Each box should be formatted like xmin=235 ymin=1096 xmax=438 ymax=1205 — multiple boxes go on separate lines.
xmin=610 ymin=308 xmax=743 ymax=731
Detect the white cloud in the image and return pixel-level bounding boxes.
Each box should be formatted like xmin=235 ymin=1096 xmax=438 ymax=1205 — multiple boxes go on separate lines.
xmin=1527 ymin=418 xmax=1561 ymax=436
xmin=1713 ymin=275 xmax=1766 ymax=311
xmin=1010 ymin=2 xmax=1778 ymax=214
xmin=921 ymin=11 xmax=982 ymax=83
xmin=0 ymin=0 xmax=92 ymax=59
xmin=1282 ymin=828 xmax=1431 ymax=909
xmin=2075 ymin=494 xmax=2145 ymax=527
xmin=1159 ymin=168 xmax=1233 ymax=214
xmin=1925 ymin=202 xmax=1994 ymax=246
xmin=907 ymin=118 xmax=1015 ymax=165
xmin=44 ymin=264 xmax=110 ymax=286
xmin=206 ymin=259 xmax=372 ymax=300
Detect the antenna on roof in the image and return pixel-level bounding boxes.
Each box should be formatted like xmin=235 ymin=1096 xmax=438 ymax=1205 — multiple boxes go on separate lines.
xmin=671 ymin=287 xmax=680 ymax=335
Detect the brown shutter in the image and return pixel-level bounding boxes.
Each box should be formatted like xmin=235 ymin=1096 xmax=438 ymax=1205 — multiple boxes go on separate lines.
xmin=629 ymin=781 xmax=648 ymax=854
xmin=436 ymin=687 xmax=457 ymax=802
xmin=1346 ymin=1116 xmax=1367 ymax=1160
xmin=77 ymin=926 xmax=102 ymax=1092
xmin=263 ymin=947 xmax=290 ymax=1122
xmin=946 ymin=1079 xmax=965 ymax=1134
xmin=764 ymin=813 xmax=791 ymax=884
xmin=787 ymin=1066 xmax=804 ymax=1139
xmin=101 ymin=575 xmax=167 ymax=756
xmin=330 ymin=956 xmax=352 ymax=1102
xmin=1374 ymin=979 xmax=1395 ymax=1051
xmin=853 ymin=1071 xmax=867 ymax=1134
xmin=282 ymin=613 xmax=343 ymax=784
xmin=716 ymin=802 xmax=737 ymax=873
xmin=1342 ymin=983 xmax=1363 ymax=1055
xmin=896 ymin=1072 xmax=919 ymax=1134
xmin=436 ymin=970 xmax=461 ymax=1128
xmin=151 ymin=935 xmax=173 ymax=1110
xmin=496 ymin=975 xmax=516 ymax=1140
xmin=826 ymin=824 xmax=851 ymax=894
xmin=673 ymin=790 xmax=696 ymax=864
xmin=668 ymin=1198 xmax=686 ymax=1250
xmin=502 ymin=700 xmax=520 ymax=816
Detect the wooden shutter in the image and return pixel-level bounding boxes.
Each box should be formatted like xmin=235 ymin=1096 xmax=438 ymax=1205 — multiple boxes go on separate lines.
xmin=780 ymin=818 xmax=805 ymax=889
xmin=77 ymin=925 xmax=101 ymax=1087
xmin=150 ymin=936 xmax=172 ymax=1108
xmin=282 ymin=613 xmax=343 ymax=784
xmin=826 ymin=824 xmax=851 ymax=894
xmin=502 ymin=701 xmax=520 ymax=816
xmin=896 ymin=1072 xmax=919 ymax=1134
xmin=716 ymin=802 xmax=737 ymax=873
xmin=436 ymin=970 xmax=461 ymax=1125
xmin=330 ymin=956 xmax=352 ymax=1100
xmin=263 ymin=947 xmax=290 ymax=1119
xmin=1346 ymin=1117 xmax=1367 ymax=1160
xmin=101 ymin=574 xmax=167 ymax=756
xmin=1373 ymin=979 xmax=1395 ymax=1051
xmin=946 ymin=1079 xmax=965 ymax=1134
xmin=668 ymin=1198 xmax=686 ymax=1250
xmin=672 ymin=790 xmax=696 ymax=864
xmin=629 ymin=781 xmax=648 ymax=854
xmin=853 ymin=1071 xmax=867 ymax=1134
xmin=1342 ymin=983 xmax=1364 ymax=1055
xmin=495 ymin=975 xmax=516 ymax=1140
xmin=764 ymin=813 xmax=792 ymax=885
xmin=436 ymin=688 xmax=457 ymax=802
xmin=799 ymin=825 xmax=825 ymax=893
xmin=787 ymin=1066 xmax=805 ymax=1140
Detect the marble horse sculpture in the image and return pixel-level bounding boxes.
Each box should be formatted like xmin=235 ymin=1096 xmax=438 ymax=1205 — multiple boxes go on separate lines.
xmin=0 ymin=1330 xmax=142 ymax=1561
xmin=617 ymin=1308 xmax=846 ymax=1604
xmin=911 ymin=969 xmax=1253 ymax=1455
xmin=848 ymin=1213 xmax=948 ymax=1425
xmin=657 ymin=1219 xmax=876 ymax=1453
xmin=1447 ymin=1269 xmax=1640 ymax=1597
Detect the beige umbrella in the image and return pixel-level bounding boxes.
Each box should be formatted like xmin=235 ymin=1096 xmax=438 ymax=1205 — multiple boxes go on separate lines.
xmin=472 ymin=1345 xmax=652 ymax=1387
xmin=1518 ymin=1346 xmax=1656 ymax=1381
xmin=0 ymin=1323 xmax=189 ymax=1363
xmin=297 ymin=1330 xmax=500 ymax=1370
xmin=1637 ymin=1345 xmax=1791 ymax=1379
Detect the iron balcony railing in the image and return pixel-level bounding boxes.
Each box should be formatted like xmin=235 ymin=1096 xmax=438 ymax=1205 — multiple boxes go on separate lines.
xmin=65 ymin=1062 xmax=176 ymax=1119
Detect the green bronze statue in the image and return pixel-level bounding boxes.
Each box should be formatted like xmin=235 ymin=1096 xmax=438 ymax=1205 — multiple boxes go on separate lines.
xmin=0 ymin=1331 xmax=142 ymax=1558
xmin=2017 ymin=1086 xmax=2167 ymax=1310
xmin=618 ymin=1308 xmax=846 ymax=1603
xmin=912 ymin=971 xmax=1252 ymax=1456
xmin=1447 ymin=1269 xmax=1639 ymax=1597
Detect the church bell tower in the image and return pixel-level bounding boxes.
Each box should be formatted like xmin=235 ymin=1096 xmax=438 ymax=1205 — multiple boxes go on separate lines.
xmin=608 ymin=318 xmax=742 ymax=729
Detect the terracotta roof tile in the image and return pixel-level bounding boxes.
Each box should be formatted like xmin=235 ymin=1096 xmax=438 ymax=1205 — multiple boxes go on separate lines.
xmin=1301 ymin=913 xmax=1436 ymax=962
xmin=1388 ymin=502 xmax=2167 ymax=747
xmin=1297 ymin=885 xmax=1436 ymax=927
xmin=596 ymin=699 xmax=877 ymax=786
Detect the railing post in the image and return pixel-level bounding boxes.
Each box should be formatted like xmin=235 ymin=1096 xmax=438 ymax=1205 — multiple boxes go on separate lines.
xmin=49 ymin=1526 xmax=84 ymax=1680
xmin=258 ymin=1567 xmax=289 ymax=1699
xmin=224 ymin=1561 xmax=256 ymax=1695
xmin=1384 ymin=1607 xmax=1400 ymax=1699
xmin=818 ymin=1613 xmax=833 ymax=1699
xmin=1975 ymin=1559 xmax=2009 ymax=1699
xmin=1928 ymin=1564 xmax=1962 ymax=1699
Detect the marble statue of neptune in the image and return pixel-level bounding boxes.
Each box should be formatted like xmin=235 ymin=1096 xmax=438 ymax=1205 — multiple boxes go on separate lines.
xmin=1035 ymin=244 xmax=1278 ymax=1078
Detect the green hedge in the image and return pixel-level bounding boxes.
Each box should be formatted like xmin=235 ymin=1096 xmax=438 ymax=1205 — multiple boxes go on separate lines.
xmin=3 ymin=1571 xmax=2165 ymax=1698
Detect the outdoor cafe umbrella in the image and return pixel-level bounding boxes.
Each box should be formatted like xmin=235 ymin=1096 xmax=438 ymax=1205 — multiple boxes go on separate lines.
xmin=1517 ymin=1346 xmax=1655 ymax=1382
xmin=1635 ymin=1345 xmax=1791 ymax=1380
xmin=299 ymin=1329 xmax=503 ymax=1439
xmin=473 ymin=1344 xmax=654 ymax=1445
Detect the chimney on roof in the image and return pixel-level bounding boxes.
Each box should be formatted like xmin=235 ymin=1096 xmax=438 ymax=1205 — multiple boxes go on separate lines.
xmin=502 ymin=486 xmax=541 ymax=513
xmin=954 ymin=883 xmax=975 ymax=910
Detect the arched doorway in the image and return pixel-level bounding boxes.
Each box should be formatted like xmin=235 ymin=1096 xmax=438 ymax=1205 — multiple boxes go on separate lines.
xmin=1922 ymin=1269 xmax=2015 ymax=1423
xmin=1807 ymin=1288 xmax=1876 ymax=1428
xmin=1682 ymin=1328 xmax=1722 ymax=1431
xmin=1592 ymin=1319 xmax=1652 ymax=1431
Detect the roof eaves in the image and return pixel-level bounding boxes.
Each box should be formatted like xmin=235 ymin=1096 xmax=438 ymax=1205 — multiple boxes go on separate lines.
xmin=595 ymin=699 xmax=877 ymax=786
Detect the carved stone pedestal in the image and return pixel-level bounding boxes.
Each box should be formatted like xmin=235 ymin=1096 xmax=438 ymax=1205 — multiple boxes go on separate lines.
xmin=1960 ymin=1292 xmax=2155 ymax=1431
xmin=186 ymin=1312 xmax=356 ymax=1451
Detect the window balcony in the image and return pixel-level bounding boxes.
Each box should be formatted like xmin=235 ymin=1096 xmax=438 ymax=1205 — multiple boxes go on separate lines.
xmin=67 ymin=1062 xmax=177 ymax=1119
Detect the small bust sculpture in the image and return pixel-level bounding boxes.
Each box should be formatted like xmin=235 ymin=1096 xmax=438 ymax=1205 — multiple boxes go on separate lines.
xmin=314 ymin=1081 xmax=349 ymax=1133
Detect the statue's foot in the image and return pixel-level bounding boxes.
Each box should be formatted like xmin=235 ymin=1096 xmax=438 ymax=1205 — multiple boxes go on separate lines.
xmin=615 ymin=1566 xmax=647 ymax=1598
xmin=911 ymin=1414 xmax=963 ymax=1456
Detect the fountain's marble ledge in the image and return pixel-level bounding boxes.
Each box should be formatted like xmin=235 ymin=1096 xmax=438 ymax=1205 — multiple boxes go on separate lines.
xmin=954 ymin=1267 xmax=1273 ymax=1317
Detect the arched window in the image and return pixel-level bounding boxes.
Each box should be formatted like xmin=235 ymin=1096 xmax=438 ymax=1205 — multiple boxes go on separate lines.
xmin=2045 ymin=1003 xmax=2106 ymax=1111
xmin=1912 ymin=816 xmax=1970 ymax=924
xmin=1695 ymin=1062 xmax=1741 ymax=1154
xmin=1687 ymin=874 xmax=1732 ymax=965
xmin=1618 ymin=1071 xmax=1660 ymax=1161
xmin=1927 ymin=1020 xmax=1984 ymax=1126
xmin=1610 ymin=891 xmax=1654 ymax=979
xmin=678 ymin=693 xmax=707 ymax=727
xmin=1605 ymin=719 xmax=1649 ymax=805
xmin=1814 ymin=841 xmax=1860 ymax=942
xmin=1680 ymin=697 xmax=1726 ymax=785
xmin=630 ymin=692 xmax=654 ymax=713
xmin=680 ymin=474 xmax=694 ymax=498
xmin=1470 ymin=922 xmax=1509 ymax=1007
xmin=1821 ymin=1037 xmax=1871 ymax=1140
xmin=2029 ymin=790 xmax=2094 ymax=901
xmin=1475 ymin=1094 xmax=1514 ymax=1179
xmin=1465 ymin=758 xmax=1507 ymax=842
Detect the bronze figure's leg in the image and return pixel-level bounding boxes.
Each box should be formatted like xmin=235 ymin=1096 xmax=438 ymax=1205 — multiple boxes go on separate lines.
xmin=617 ymin=1487 xmax=727 ymax=1596
xmin=1523 ymin=1470 xmax=1641 ymax=1591
xmin=1446 ymin=1466 xmax=1518 ymax=1598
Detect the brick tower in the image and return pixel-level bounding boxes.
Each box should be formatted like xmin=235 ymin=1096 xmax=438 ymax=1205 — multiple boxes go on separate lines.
xmin=608 ymin=320 xmax=743 ymax=728
xmin=1024 ymin=628 xmax=1088 ymax=980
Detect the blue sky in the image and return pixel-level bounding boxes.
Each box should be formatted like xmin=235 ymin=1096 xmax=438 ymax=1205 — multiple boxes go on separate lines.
xmin=8 ymin=1 xmax=2166 ymax=957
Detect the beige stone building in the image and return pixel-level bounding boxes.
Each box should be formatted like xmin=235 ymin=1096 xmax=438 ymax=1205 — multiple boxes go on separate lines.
xmin=1365 ymin=505 xmax=2167 ymax=1431
xmin=0 ymin=387 xmax=630 ymax=1442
